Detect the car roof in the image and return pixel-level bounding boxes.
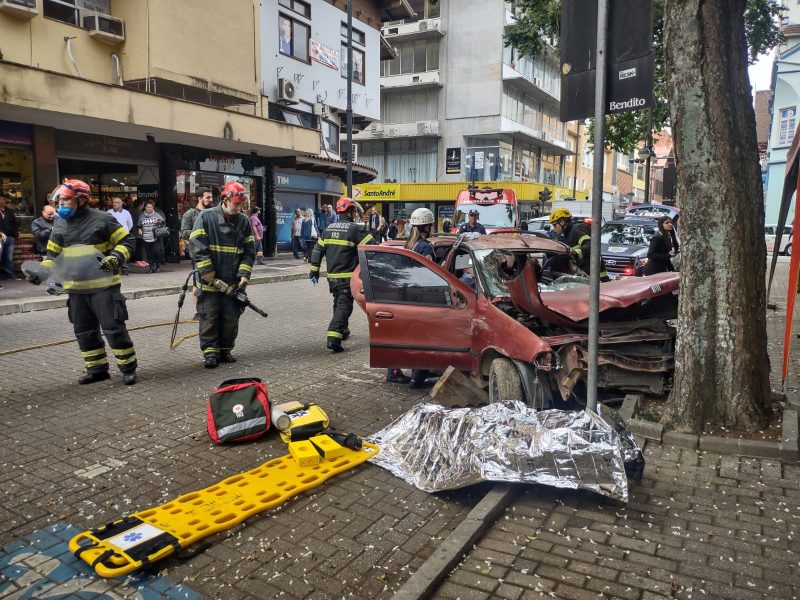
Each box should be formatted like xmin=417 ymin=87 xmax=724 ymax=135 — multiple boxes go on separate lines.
xmin=457 ymin=233 xmax=568 ymax=252
xmin=605 ymin=218 xmax=659 ymax=226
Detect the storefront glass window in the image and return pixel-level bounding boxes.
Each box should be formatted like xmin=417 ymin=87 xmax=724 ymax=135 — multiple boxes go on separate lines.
xmin=0 ymin=146 xmax=35 ymax=224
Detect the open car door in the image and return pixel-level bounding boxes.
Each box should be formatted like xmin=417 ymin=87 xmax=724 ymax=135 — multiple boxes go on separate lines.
xmin=355 ymin=245 xmax=476 ymax=371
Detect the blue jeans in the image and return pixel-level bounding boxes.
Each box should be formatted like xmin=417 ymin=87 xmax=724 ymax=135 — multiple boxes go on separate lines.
xmin=292 ymin=236 xmax=302 ymax=259
xmin=0 ymin=236 xmax=15 ymax=278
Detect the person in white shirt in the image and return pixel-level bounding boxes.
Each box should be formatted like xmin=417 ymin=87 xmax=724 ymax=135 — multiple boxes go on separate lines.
xmin=108 ymin=196 xmax=133 ymax=274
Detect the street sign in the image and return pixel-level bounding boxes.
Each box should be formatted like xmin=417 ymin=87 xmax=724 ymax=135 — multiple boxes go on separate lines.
xmin=560 ymin=0 xmax=654 ymax=122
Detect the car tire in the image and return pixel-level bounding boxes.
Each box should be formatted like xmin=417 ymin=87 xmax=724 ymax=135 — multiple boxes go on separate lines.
xmin=488 ymin=357 xmax=524 ymax=403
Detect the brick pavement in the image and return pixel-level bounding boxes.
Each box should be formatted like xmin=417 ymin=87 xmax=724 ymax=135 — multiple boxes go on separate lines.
xmin=0 ymin=278 xmax=482 ymax=598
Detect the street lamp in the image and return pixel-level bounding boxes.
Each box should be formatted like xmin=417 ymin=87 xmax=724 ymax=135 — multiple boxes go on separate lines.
xmin=630 ymin=145 xmax=653 ymax=203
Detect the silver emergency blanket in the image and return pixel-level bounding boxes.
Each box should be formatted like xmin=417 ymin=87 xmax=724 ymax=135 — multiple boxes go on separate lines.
xmin=21 ymin=245 xmax=112 ymax=294
xmin=369 ymin=401 xmax=634 ymax=501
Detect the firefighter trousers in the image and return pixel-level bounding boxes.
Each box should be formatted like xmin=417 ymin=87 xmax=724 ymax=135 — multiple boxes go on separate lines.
xmin=198 ymin=291 xmax=245 ymax=357
xmin=67 ymin=288 xmax=137 ymax=375
xmin=327 ymin=279 xmax=353 ymax=346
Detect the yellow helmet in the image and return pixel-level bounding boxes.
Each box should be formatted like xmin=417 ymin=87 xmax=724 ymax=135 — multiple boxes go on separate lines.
xmin=549 ymin=208 xmax=572 ymax=223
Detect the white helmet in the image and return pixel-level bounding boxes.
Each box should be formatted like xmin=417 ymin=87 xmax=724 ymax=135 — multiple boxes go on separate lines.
xmin=409 ymin=207 xmax=434 ymax=226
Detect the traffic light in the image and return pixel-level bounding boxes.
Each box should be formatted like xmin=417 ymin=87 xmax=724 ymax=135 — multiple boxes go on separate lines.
xmin=539 ymin=187 xmax=552 ymax=203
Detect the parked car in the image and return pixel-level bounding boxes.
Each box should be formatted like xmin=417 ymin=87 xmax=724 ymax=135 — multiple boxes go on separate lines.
xmin=352 ymin=234 xmax=678 ymax=408
xmin=765 ymin=225 xmax=793 ymax=255
xmin=600 ymin=217 xmax=681 ymax=278
xmin=624 ymin=204 xmax=680 ymax=221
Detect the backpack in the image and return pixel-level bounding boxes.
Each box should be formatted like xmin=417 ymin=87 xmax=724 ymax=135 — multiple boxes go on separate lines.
xmin=206 ymin=378 xmax=270 ymax=444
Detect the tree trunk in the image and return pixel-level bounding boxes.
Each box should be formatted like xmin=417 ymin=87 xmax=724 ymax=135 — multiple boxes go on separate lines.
xmin=663 ymin=0 xmax=771 ymax=432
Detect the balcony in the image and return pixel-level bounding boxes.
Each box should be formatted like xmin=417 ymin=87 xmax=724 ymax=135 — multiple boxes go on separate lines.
xmin=382 ymin=17 xmax=444 ymax=40
xmin=498 ymin=117 xmax=571 ymax=155
xmin=354 ymin=119 xmax=440 ymax=141
xmin=502 ymin=63 xmax=559 ymax=108
xmin=381 ymin=70 xmax=442 ymax=90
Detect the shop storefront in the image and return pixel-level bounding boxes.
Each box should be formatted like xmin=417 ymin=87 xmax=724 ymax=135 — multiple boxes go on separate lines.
xmin=274 ymin=172 xmax=344 ymax=248
xmin=0 ymin=121 xmax=38 ymax=270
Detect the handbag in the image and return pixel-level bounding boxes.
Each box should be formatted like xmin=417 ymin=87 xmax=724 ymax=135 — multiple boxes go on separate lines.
xmin=155 ymin=226 xmax=170 ymax=239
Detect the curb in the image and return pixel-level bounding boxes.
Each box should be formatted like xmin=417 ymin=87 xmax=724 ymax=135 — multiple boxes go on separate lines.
xmin=0 ymin=271 xmax=313 ymax=316
xmin=391 ymin=484 xmax=518 ymax=600
xmin=623 ymin=394 xmax=799 ymax=462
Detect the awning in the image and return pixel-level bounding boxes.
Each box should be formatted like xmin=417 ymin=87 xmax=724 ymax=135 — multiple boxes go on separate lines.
xmin=272 ymin=154 xmax=378 ymax=185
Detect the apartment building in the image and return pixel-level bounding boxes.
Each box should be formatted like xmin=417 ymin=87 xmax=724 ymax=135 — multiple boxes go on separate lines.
xmin=351 ymin=0 xmax=575 ymax=224
xmin=0 ymin=0 xmax=400 ymax=257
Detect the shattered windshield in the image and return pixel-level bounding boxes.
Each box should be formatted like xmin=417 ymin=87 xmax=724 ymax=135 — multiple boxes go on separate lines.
xmin=473 ymin=249 xmax=587 ymax=299
xmin=600 ymin=222 xmax=657 ymax=246
xmin=455 ymin=203 xmax=518 ymax=228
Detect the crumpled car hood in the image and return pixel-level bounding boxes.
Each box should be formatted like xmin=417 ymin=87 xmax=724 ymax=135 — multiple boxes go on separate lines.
xmin=506 ymin=261 xmax=679 ymax=323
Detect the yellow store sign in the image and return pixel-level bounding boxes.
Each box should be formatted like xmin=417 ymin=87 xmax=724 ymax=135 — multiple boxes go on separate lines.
xmin=353 ymin=184 xmax=398 ymax=200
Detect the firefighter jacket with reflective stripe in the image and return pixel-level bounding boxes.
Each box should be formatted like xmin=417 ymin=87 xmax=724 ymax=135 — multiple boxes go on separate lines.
xmin=43 ymin=204 xmax=134 ymax=293
xmin=561 ymin=220 xmax=608 ymax=279
xmin=309 ymin=217 xmax=373 ymax=279
xmin=191 ymin=206 xmax=256 ymax=292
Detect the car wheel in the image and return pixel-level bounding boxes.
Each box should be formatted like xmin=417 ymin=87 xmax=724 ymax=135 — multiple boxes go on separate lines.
xmin=787 ymin=244 xmax=793 ymax=257
xmin=488 ymin=357 xmax=524 ymax=403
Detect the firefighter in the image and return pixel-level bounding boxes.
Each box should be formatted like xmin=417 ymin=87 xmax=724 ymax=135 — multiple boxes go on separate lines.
xmin=309 ymin=196 xmax=373 ymax=352
xmin=190 ymin=180 xmax=256 ymax=368
xmin=27 ymin=179 xmax=138 ymax=385
xmin=548 ymin=208 xmax=609 ymax=281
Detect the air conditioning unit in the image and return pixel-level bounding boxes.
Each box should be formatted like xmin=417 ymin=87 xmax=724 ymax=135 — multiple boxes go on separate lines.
xmin=277 ymin=78 xmax=298 ymax=104
xmin=0 ymin=0 xmax=37 ymax=19
xmin=419 ymin=20 xmax=428 ymax=31
xmin=388 ymin=127 xmax=400 ymax=137
xmin=83 ymin=12 xmax=125 ymax=45
xmin=313 ymin=102 xmax=330 ymax=119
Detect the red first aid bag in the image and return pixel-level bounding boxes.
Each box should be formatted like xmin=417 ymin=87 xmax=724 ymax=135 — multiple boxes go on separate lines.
xmin=206 ymin=378 xmax=270 ymax=444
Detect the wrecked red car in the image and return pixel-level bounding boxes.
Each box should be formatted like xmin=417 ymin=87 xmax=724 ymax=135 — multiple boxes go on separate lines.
xmin=352 ymin=234 xmax=678 ymax=408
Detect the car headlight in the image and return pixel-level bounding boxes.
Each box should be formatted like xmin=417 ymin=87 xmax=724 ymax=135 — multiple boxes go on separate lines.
xmin=637 ymin=257 xmax=649 ymax=265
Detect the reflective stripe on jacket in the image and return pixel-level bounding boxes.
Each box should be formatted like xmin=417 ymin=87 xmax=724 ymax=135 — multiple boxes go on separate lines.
xmin=309 ymin=217 xmax=373 ymax=279
xmin=191 ymin=206 xmax=256 ymax=292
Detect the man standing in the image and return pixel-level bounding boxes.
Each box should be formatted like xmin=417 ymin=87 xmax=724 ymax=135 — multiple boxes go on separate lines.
xmin=291 ymin=208 xmax=304 ymax=259
xmin=309 ymin=197 xmax=373 ymax=352
xmin=0 ymin=194 xmax=19 ymax=280
xmin=31 ymin=205 xmax=56 ymax=259
xmin=250 ymin=206 xmax=265 ymax=265
xmin=367 ymin=206 xmax=381 ymax=243
xmin=458 ymin=209 xmax=487 ymax=234
xmin=108 ymin=197 xmax=133 ymax=274
xmin=325 ymin=204 xmax=337 ymax=227
xmin=180 ymin=187 xmax=213 ymax=258
xmin=28 ymin=180 xmax=138 ymax=385
xmin=190 ymin=181 xmax=256 ymax=368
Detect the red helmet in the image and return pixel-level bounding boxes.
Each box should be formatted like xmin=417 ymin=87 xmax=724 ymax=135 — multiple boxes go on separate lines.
xmin=336 ymin=197 xmax=356 ymax=213
xmin=53 ymin=179 xmax=91 ymax=202
xmin=221 ymin=180 xmax=247 ymax=201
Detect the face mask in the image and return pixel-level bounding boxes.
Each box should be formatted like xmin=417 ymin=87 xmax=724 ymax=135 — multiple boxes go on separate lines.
xmin=58 ymin=206 xmax=76 ymax=220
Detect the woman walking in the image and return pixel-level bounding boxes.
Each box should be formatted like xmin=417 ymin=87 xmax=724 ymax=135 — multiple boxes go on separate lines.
xmin=643 ymin=215 xmax=679 ymax=275
xmin=301 ymin=208 xmax=318 ymax=262
xmin=138 ymin=201 xmax=166 ymax=273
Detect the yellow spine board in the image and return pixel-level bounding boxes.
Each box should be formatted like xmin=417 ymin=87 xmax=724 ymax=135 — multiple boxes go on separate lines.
xmin=68 ymin=442 xmax=379 ymax=578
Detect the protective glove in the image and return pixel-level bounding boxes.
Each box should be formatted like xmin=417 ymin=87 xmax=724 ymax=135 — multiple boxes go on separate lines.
xmin=200 ymin=270 xmax=217 ymax=284
xmin=309 ymin=272 xmax=319 ymax=285
xmin=99 ymin=254 xmax=120 ymax=273
xmin=237 ymin=276 xmax=248 ymax=290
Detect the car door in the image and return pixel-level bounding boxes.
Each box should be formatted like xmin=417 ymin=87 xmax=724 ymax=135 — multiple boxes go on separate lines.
xmin=357 ymin=245 xmax=476 ymax=371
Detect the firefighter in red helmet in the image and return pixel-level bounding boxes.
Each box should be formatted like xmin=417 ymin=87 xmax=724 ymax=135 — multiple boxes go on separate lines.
xmin=28 ymin=179 xmax=138 ymax=385
xmin=190 ymin=180 xmax=256 ymax=368
xmin=309 ymin=196 xmax=373 ymax=352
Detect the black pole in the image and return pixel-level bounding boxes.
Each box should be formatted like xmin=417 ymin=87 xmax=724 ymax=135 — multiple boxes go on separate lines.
xmin=346 ymin=0 xmax=353 ymax=197
xmin=644 ymin=109 xmax=653 ymax=203
xmin=572 ymin=121 xmax=580 ymax=200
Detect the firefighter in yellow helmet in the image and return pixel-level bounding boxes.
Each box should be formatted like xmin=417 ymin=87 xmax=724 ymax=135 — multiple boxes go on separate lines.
xmin=549 ymin=208 xmax=609 ymax=281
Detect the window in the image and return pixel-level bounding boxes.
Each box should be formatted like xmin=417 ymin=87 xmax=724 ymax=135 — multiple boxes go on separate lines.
xmin=279 ymin=0 xmax=310 ymax=18
xmin=365 ymin=252 xmax=452 ymax=306
xmin=381 ymin=39 xmax=440 ymax=76
xmin=341 ymin=44 xmax=365 ymax=85
xmin=340 ymin=22 xmax=366 ymax=45
xmin=279 ymin=13 xmax=310 ymax=62
xmin=779 ymin=107 xmax=797 ymax=145
xmin=44 ymin=0 xmax=79 ymax=25
xmin=322 ymin=121 xmax=340 ymax=154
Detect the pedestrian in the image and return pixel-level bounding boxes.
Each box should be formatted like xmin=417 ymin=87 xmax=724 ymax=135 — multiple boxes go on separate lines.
xmin=291 ymin=208 xmax=304 ymax=259
xmin=403 ymin=207 xmax=437 ymax=388
xmin=190 ymin=180 xmax=256 ymax=368
xmin=309 ymin=197 xmax=373 ymax=352
xmin=325 ymin=204 xmax=337 ymax=227
xmin=107 ymin=196 xmax=133 ymax=274
xmin=31 ymin=204 xmax=56 ymax=259
xmin=458 ymin=209 xmax=487 ymax=234
xmin=643 ymin=215 xmax=679 ymax=275
xmin=549 ymin=208 xmax=609 ymax=281
xmin=378 ymin=216 xmax=389 ymax=242
xmin=250 ymin=206 xmax=265 ymax=265
xmin=138 ymin=200 xmax=166 ymax=273
xmin=180 ymin=187 xmax=213 ymax=259
xmin=367 ymin=206 xmax=381 ymax=242
xmin=26 ymin=179 xmax=137 ymax=385
xmin=0 ymin=194 xmax=20 ymax=280
xmin=387 ymin=219 xmax=398 ymax=240
xmin=301 ymin=208 xmax=318 ymax=262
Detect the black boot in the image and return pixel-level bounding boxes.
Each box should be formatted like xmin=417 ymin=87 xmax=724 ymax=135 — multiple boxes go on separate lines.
xmin=342 ymin=329 xmax=351 ymax=341
xmin=204 ymin=355 xmax=219 ymax=369
xmin=386 ymin=369 xmax=412 ymax=384
xmin=123 ymin=372 xmax=137 ymax=385
xmin=78 ymin=371 xmax=111 ymax=385
xmin=220 ymin=352 xmax=237 ymax=363
xmin=327 ymin=341 xmax=344 ymax=353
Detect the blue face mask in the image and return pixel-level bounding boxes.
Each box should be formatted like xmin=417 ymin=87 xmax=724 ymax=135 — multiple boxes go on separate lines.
xmin=57 ymin=206 xmax=76 ymax=220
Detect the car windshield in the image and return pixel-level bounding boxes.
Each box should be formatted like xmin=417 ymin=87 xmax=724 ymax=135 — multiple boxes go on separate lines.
xmin=455 ymin=203 xmax=517 ymax=228
xmin=601 ymin=222 xmax=658 ymax=246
